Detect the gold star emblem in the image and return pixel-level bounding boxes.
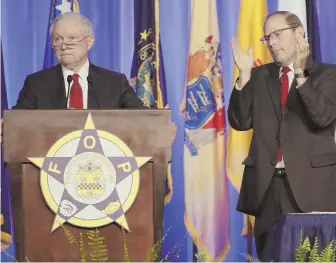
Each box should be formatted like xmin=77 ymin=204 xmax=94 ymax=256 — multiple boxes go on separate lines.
xmin=138 ymin=28 xmax=153 ymax=45
xmin=27 ymin=113 xmax=152 ymax=232
xmin=140 ymin=29 xmax=150 ymax=41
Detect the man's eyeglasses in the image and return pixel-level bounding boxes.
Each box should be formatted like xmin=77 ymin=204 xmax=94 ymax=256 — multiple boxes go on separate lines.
xmin=260 ymin=27 xmax=298 ymax=44
xmin=52 ymin=35 xmax=90 ymax=50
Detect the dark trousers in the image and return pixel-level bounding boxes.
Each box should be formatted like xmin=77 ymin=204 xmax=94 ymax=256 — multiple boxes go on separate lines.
xmin=254 ymin=170 xmax=302 ymax=260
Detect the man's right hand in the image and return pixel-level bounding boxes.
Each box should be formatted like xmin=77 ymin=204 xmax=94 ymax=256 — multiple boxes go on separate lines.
xmin=231 ymin=37 xmax=254 ymax=89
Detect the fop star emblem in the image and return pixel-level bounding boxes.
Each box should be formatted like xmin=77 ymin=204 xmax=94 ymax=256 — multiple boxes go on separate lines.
xmin=27 ymin=112 xmax=152 ymax=232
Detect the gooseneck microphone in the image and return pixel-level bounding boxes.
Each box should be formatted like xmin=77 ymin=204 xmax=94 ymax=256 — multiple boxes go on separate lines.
xmin=65 ymin=75 xmax=73 ymax=109
xmin=87 ymin=75 xmax=99 ymax=108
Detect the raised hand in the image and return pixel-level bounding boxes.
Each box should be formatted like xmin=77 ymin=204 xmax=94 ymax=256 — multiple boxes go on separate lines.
xmin=231 ymin=37 xmax=254 ymax=73
xmin=294 ymin=35 xmax=310 ymax=73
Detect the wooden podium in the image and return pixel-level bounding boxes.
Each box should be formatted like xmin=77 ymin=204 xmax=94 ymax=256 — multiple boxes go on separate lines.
xmin=3 ymin=109 xmax=173 ymax=262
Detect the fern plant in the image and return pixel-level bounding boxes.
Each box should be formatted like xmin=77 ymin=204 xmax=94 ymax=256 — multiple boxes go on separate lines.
xmin=295 ymin=230 xmax=336 ymax=262
xmin=309 ymin=237 xmax=319 ymax=262
xmin=246 ymin=254 xmax=261 ymax=262
xmin=319 ymin=241 xmax=336 ymax=262
xmin=145 ymin=226 xmax=171 ymax=262
xmin=120 ymin=225 xmax=184 ymax=262
xmin=87 ymin=229 xmax=108 ymax=262
xmin=79 ymin=233 xmax=86 ymax=262
xmin=243 ymin=230 xmax=336 ymax=262
xmin=59 ymin=222 xmax=196 ymax=263
xmin=122 ymin=228 xmax=131 ymax=262
xmin=241 ymin=253 xmax=262 ymax=262
xmin=295 ymin=230 xmax=311 ymax=262
xmin=60 ymin=225 xmax=181 ymax=262
xmin=161 ymin=234 xmax=185 ymax=262
xmin=61 ymin=223 xmax=79 ymax=246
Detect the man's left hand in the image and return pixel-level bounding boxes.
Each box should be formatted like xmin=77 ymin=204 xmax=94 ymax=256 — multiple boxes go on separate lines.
xmin=294 ymin=35 xmax=310 ymax=73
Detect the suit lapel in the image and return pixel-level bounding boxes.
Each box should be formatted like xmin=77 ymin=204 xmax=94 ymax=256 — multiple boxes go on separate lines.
xmin=88 ymin=64 xmax=102 ymax=109
xmin=51 ymin=64 xmax=67 ymax=109
xmin=266 ymin=63 xmax=282 ymax=123
xmin=88 ymin=63 xmax=113 ymax=109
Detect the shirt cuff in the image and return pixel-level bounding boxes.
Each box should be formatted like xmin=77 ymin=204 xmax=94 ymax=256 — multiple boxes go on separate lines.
xmin=234 ymin=80 xmax=243 ymax=90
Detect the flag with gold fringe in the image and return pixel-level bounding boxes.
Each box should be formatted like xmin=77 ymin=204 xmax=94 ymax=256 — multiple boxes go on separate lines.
xmin=182 ymin=0 xmax=230 ymax=260
xmin=130 ymin=0 xmax=167 ymax=109
xmin=130 ymin=0 xmax=172 ymax=204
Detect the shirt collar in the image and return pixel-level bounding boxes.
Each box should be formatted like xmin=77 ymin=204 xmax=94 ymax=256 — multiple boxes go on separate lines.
xmin=279 ymin=63 xmax=294 ymax=75
xmin=61 ymin=59 xmax=90 ymax=81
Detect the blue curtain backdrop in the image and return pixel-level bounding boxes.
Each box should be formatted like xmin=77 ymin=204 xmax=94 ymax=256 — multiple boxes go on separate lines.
xmin=1 ymin=0 xmax=336 ymax=261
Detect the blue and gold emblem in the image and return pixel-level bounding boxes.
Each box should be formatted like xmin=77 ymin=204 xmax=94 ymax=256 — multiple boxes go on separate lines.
xmin=27 ymin=112 xmax=152 ymax=232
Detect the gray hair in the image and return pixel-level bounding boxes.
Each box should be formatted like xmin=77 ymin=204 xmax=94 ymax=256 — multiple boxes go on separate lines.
xmin=49 ymin=12 xmax=94 ymax=37
xmin=263 ymin=11 xmax=305 ymax=38
xmin=264 ymin=11 xmax=304 ymax=29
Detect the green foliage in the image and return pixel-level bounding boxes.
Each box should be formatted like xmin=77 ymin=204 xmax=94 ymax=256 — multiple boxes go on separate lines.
xmin=309 ymin=236 xmax=319 ymax=262
xmin=87 ymin=229 xmax=108 ymax=262
xmin=146 ymin=226 xmax=171 ymax=262
xmin=295 ymin=230 xmax=336 ymax=262
xmin=160 ymin=234 xmax=185 ymax=262
xmin=295 ymin=231 xmax=311 ymax=262
xmin=60 ymin=225 xmax=182 ymax=262
xmin=6 ymin=225 xmax=336 ymax=262
xmin=61 ymin=224 xmax=79 ymax=246
xmin=79 ymin=232 xmax=87 ymax=262
xmin=319 ymin=241 xmax=336 ymax=262
xmin=122 ymin=228 xmax=131 ymax=262
xmin=242 ymin=253 xmax=262 ymax=262
xmin=246 ymin=254 xmax=261 ymax=262
xmin=244 ymin=230 xmax=336 ymax=262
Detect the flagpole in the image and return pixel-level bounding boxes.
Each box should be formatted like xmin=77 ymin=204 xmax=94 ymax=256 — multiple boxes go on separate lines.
xmin=72 ymin=0 xmax=80 ymax=13
xmin=154 ymin=0 xmax=163 ymax=108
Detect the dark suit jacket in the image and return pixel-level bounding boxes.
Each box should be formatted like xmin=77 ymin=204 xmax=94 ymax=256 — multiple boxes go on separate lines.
xmin=228 ymin=61 xmax=336 ymax=216
xmin=12 ymin=63 xmax=145 ymax=109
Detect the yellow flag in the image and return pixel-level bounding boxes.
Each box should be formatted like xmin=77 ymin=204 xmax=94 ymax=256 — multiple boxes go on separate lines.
xmin=227 ymin=0 xmax=272 ymax=235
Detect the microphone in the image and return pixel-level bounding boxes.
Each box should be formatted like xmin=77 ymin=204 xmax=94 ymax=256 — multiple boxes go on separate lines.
xmin=87 ymin=76 xmax=99 ymax=108
xmin=65 ymin=75 xmax=73 ymax=109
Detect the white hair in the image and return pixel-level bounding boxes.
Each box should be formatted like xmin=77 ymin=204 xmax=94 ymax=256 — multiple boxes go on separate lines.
xmin=49 ymin=12 xmax=94 ymax=37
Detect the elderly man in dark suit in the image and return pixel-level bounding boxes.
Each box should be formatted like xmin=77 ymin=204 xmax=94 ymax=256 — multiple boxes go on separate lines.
xmin=229 ymin=11 xmax=336 ymax=259
xmin=13 ymin=12 xmax=144 ymax=109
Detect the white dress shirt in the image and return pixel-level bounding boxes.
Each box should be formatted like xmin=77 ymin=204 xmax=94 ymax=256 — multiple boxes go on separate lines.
xmin=235 ymin=63 xmax=295 ymax=168
xmin=62 ymin=59 xmax=89 ymax=109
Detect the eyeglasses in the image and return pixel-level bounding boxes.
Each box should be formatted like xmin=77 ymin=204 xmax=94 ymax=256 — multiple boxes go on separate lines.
xmin=260 ymin=27 xmax=298 ymax=44
xmin=52 ymin=35 xmax=90 ymax=50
